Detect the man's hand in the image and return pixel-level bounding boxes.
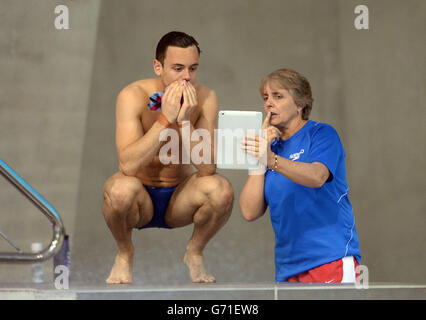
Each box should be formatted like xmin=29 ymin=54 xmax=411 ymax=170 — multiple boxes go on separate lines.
xmin=161 ymin=81 xmax=184 ymax=124
xmin=177 ymin=81 xmax=198 ymax=123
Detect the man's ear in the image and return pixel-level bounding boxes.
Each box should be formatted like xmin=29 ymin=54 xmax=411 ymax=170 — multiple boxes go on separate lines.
xmin=153 ymin=59 xmax=163 ymax=76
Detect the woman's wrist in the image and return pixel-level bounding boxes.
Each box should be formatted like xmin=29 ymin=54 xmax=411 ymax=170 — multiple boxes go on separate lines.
xmin=248 ymin=163 xmax=266 ymax=176
xmin=267 ymin=152 xmax=278 ymax=171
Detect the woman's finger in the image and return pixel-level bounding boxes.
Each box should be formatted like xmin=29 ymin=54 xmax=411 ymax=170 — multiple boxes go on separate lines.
xmin=262 ymin=112 xmax=271 ymax=129
xmin=244 ymin=134 xmax=260 ymax=142
xmin=241 ymin=145 xmax=259 ymax=157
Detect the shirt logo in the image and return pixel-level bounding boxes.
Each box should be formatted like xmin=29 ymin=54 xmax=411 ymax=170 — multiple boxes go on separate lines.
xmin=289 ymin=149 xmax=304 ymax=161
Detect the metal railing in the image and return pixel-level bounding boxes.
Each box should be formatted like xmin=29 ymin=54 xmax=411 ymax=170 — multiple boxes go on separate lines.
xmin=0 ymin=158 xmax=65 ymax=263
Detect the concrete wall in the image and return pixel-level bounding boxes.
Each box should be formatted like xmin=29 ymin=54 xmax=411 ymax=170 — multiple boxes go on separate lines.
xmin=338 ymin=0 xmax=426 ymax=282
xmin=0 ymin=0 xmax=424 ymax=285
xmin=0 ymin=0 xmax=100 ymax=282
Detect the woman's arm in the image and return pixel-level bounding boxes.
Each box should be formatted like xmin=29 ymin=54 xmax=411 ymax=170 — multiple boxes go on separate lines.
xmin=239 ymin=173 xmax=268 ymax=221
xmin=239 ymin=112 xmax=278 ymax=221
xmin=267 ymin=153 xmax=330 ymax=188
xmin=241 ymin=112 xmax=331 ymax=189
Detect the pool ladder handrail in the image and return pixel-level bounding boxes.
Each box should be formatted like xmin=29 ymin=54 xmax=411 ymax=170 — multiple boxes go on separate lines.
xmin=0 ymin=158 xmax=65 ymax=263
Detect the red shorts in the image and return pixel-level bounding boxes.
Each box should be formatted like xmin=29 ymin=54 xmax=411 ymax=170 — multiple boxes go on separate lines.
xmin=283 ymin=256 xmax=359 ymax=283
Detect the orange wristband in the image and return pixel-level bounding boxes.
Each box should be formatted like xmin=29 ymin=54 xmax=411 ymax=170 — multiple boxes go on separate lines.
xmin=157 ymin=113 xmax=172 ymax=127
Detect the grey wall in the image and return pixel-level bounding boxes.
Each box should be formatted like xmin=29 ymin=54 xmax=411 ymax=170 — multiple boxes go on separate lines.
xmin=338 ymin=0 xmax=426 ymax=282
xmin=0 ymin=0 xmax=100 ymax=282
xmin=0 ymin=0 xmax=425 ymax=285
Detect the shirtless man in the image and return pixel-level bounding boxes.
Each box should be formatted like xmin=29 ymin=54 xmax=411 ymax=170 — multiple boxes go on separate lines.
xmin=102 ymin=31 xmax=234 ymax=284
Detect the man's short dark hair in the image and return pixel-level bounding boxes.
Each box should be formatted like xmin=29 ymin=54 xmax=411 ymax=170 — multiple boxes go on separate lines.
xmin=155 ymin=31 xmax=201 ymax=65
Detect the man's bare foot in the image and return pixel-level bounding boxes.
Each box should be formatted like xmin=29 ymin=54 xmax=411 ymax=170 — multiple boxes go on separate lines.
xmin=106 ymin=250 xmax=134 ymax=284
xmin=183 ymin=252 xmax=216 ymax=283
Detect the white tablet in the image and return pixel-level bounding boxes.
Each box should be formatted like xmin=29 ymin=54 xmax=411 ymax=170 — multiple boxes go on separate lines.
xmin=216 ymin=110 xmax=263 ymax=170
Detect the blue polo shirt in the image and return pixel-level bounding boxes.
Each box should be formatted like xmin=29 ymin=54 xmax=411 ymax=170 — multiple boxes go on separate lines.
xmin=264 ymin=120 xmax=361 ymax=282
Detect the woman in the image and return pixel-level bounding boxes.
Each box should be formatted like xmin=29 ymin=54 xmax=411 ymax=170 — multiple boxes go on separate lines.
xmin=240 ymin=68 xmax=361 ymax=283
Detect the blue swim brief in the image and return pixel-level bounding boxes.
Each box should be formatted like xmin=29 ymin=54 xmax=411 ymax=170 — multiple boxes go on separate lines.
xmin=137 ymin=185 xmax=177 ymax=229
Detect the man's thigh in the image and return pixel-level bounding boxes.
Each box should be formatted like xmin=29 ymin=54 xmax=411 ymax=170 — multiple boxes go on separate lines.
xmin=103 ymin=171 xmax=154 ymax=228
xmin=164 ymin=172 xmax=233 ymax=228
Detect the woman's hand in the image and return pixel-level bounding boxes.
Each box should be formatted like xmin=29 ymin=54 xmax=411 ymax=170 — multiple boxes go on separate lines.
xmin=241 ymin=112 xmax=281 ymax=172
xmin=262 ymin=112 xmax=282 ymax=144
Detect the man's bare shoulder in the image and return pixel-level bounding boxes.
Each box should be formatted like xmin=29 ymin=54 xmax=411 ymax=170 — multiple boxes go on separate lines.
xmin=195 ymin=83 xmax=216 ymax=98
xmin=193 ymin=84 xmax=218 ymax=128
xmin=116 ymin=78 xmax=161 ymax=113
xmin=118 ymin=79 xmax=157 ymax=101
xmin=195 ymin=83 xmax=218 ymax=106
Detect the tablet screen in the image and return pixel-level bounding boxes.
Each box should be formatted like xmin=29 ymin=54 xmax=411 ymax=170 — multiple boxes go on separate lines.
xmin=216 ymin=110 xmax=263 ymax=170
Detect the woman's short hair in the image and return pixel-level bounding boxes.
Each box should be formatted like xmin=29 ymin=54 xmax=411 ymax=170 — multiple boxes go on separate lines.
xmin=155 ymin=31 xmax=201 ymax=65
xmin=260 ymin=68 xmax=314 ymax=120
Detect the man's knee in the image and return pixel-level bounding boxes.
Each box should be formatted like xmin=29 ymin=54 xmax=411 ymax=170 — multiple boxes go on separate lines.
xmin=202 ymin=174 xmax=234 ymax=213
xmin=104 ymin=177 xmax=141 ymax=214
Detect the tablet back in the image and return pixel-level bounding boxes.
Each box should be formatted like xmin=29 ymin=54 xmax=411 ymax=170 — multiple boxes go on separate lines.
xmin=216 ymin=110 xmax=263 ymax=170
